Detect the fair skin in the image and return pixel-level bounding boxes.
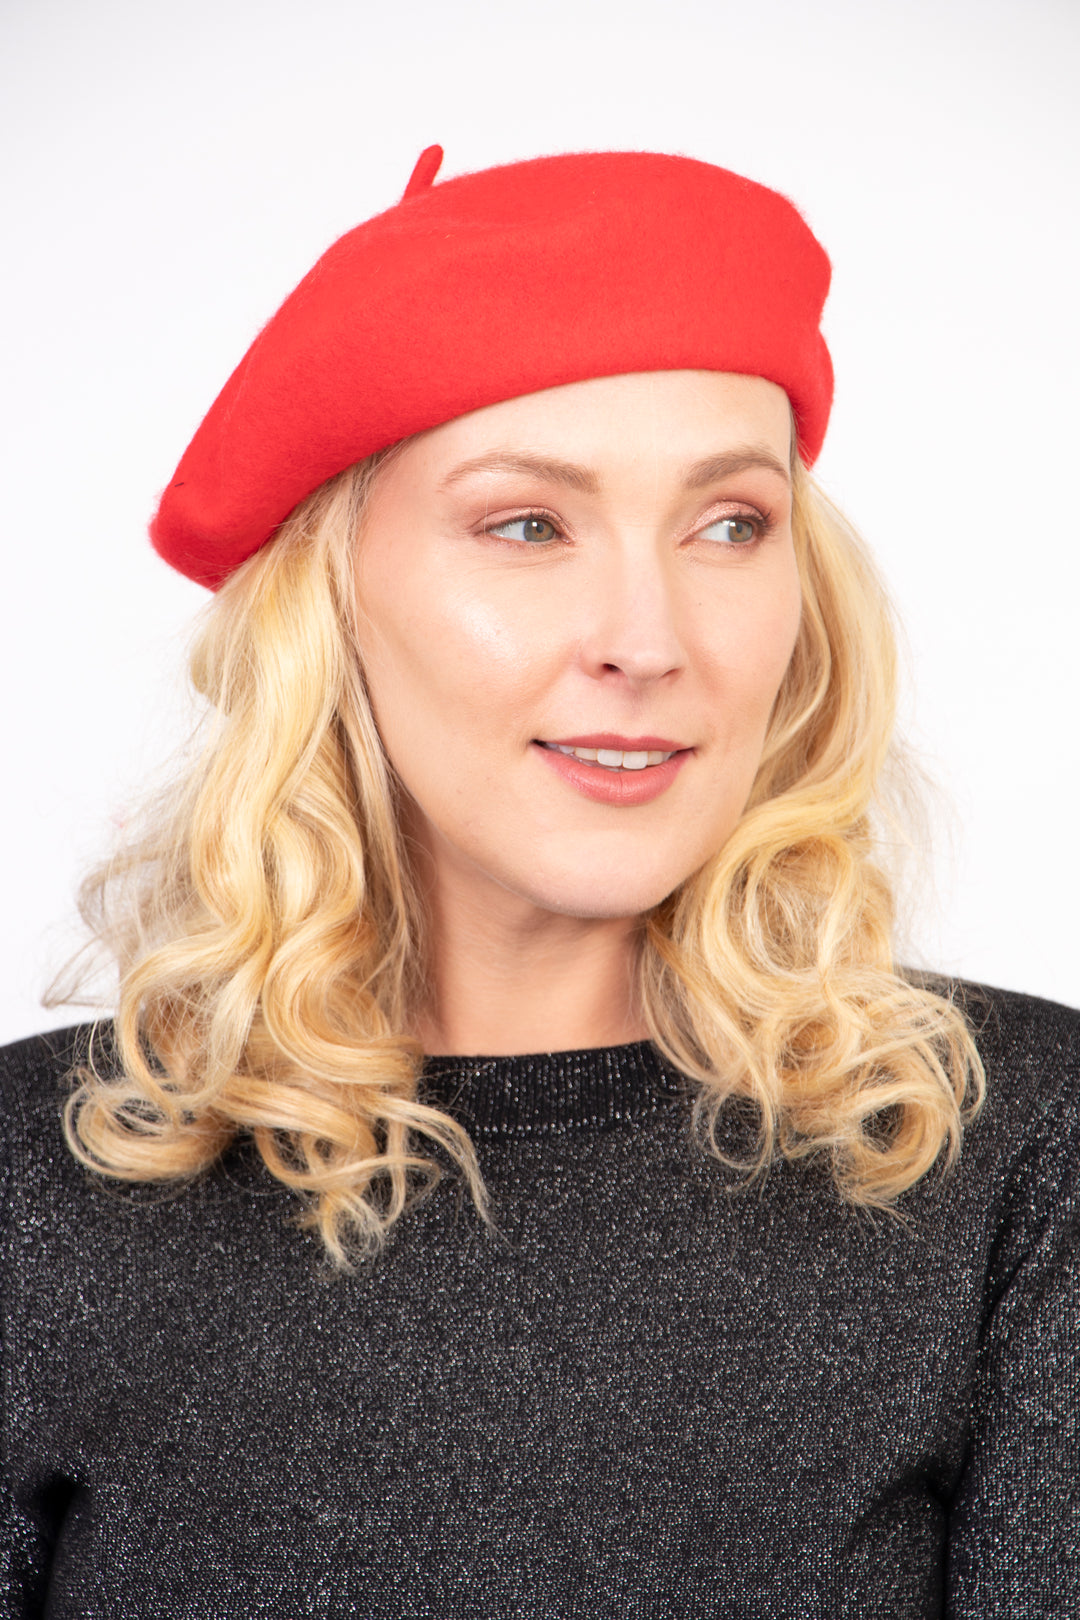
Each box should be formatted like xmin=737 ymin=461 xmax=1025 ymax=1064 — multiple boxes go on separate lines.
xmin=353 ymin=370 xmax=802 ymax=1055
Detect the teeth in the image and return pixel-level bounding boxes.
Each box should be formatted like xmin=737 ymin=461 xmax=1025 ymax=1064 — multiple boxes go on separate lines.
xmin=548 ymin=744 xmax=676 ymax=770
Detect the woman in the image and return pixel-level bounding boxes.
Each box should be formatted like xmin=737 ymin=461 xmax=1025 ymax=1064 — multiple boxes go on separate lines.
xmin=1 ymin=146 xmax=1076 ymax=1617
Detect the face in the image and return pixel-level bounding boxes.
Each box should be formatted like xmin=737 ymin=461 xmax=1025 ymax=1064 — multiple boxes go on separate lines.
xmin=353 ymin=370 xmax=802 ymax=923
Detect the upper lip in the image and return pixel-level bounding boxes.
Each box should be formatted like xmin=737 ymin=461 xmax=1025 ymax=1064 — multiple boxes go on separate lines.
xmin=539 ymin=734 xmax=690 ymax=751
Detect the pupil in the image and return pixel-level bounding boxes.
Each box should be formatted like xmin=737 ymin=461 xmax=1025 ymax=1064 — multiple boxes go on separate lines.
xmin=527 ymin=519 xmax=550 ymax=541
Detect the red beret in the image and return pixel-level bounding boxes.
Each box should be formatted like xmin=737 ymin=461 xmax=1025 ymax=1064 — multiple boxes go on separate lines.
xmin=151 ymin=146 xmax=833 ymax=588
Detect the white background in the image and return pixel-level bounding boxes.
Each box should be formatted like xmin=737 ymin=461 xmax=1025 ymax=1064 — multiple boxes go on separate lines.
xmin=2 ymin=0 xmax=1077 ymax=1043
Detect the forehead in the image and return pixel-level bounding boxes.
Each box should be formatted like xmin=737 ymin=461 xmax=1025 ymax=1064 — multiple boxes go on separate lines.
xmin=399 ymin=371 xmax=794 ymax=480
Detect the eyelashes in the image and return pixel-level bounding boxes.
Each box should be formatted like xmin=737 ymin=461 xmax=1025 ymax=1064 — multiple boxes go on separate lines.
xmin=483 ymin=507 xmax=772 ymax=549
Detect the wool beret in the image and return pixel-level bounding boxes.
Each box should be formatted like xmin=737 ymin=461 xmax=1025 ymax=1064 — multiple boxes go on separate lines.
xmin=151 ymin=146 xmax=833 ymax=588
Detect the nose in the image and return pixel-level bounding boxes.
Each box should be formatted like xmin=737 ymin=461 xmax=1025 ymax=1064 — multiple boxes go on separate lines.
xmin=576 ymin=536 xmax=687 ymax=687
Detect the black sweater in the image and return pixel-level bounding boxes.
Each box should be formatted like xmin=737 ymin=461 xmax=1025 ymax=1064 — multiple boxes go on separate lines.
xmin=1 ymin=980 xmax=1078 ymax=1618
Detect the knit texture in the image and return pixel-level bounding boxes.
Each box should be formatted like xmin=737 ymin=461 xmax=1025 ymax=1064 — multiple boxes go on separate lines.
xmin=1 ymin=979 xmax=1078 ymax=1617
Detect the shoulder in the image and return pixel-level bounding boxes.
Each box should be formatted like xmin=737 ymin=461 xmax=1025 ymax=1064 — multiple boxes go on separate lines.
xmin=956 ymin=975 xmax=1079 ymax=1060
xmin=930 ymin=973 xmax=1080 ymax=1142
xmin=911 ymin=971 xmax=1080 ymax=1100
xmin=0 ymin=1019 xmax=108 ymax=1107
xmin=964 ymin=977 xmax=1080 ymax=1174
xmin=913 ymin=976 xmax=1080 ymax=1241
xmin=0 ymin=1020 xmax=113 ymax=1184
xmin=0 ymin=1020 xmax=105 ymax=1072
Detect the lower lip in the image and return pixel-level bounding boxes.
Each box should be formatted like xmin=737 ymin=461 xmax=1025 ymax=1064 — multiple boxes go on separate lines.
xmin=533 ymin=743 xmax=692 ymax=806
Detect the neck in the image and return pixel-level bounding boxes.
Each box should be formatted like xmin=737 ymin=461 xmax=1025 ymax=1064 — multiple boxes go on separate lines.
xmin=411 ymin=855 xmax=648 ymax=1058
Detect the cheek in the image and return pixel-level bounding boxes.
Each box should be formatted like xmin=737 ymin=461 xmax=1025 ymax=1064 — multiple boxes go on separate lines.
xmin=698 ymin=565 xmax=803 ymax=731
xmin=753 ymin=574 xmax=803 ymax=694
xmin=356 ymin=565 xmax=557 ymax=756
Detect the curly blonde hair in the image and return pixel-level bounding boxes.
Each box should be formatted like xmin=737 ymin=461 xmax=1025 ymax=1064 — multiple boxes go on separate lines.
xmin=55 ymin=447 xmax=984 ymax=1264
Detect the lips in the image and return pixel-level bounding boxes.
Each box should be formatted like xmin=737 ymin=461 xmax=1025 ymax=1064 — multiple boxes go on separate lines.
xmin=532 ymin=736 xmax=692 ymax=806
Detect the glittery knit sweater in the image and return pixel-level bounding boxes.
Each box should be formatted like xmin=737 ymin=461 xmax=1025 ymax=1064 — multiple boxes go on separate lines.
xmin=1 ymin=979 xmax=1078 ymax=1618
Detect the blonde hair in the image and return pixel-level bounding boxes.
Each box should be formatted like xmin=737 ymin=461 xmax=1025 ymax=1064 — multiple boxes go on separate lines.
xmin=56 ymin=448 xmax=984 ymax=1264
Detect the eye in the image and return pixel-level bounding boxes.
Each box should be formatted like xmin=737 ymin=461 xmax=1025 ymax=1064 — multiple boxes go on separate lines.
xmin=698 ymin=515 xmax=759 ymax=546
xmin=488 ymin=515 xmax=560 ymax=545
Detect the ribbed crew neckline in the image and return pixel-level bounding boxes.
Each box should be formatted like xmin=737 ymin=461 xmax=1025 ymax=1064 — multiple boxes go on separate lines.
xmin=420 ymin=1039 xmax=688 ymax=1135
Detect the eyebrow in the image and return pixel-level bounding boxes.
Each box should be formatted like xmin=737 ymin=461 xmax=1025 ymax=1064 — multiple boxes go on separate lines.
xmin=438 ymin=445 xmax=791 ymax=494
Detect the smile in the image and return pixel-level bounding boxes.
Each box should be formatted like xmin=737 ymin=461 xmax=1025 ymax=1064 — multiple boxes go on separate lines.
xmin=533 ymin=736 xmax=692 ymax=807
xmin=540 ymin=743 xmax=676 ymax=771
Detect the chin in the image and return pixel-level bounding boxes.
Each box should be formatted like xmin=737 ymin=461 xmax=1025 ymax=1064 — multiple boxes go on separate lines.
xmin=506 ymin=858 xmax=692 ymax=923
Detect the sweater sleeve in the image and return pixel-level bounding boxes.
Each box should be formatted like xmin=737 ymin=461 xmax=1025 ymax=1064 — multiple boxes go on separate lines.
xmin=946 ymin=1011 xmax=1080 ymax=1618
xmin=0 ymin=1033 xmax=75 ymax=1619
